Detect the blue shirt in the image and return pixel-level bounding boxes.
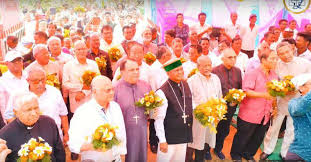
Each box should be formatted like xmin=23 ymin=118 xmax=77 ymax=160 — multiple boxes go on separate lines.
xmin=288 ymin=91 xmax=311 ymax=162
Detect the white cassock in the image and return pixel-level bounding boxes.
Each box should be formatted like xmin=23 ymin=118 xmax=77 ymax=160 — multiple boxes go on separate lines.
xmin=4 ymin=85 xmax=68 ymax=138
xmin=235 ymin=52 xmax=249 ymax=77
xmin=187 ymin=73 xmax=222 ymax=150
xmin=25 ymin=60 xmax=61 ymax=82
xmin=68 ymin=99 xmax=127 ymax=162
xmin=112 ymin=61 xmax=151 ymax=86
xmin=62 ymin=59 xmax=100 ymax=113
xmin=182 ymin=61 xmax=197 ymax=79
xmin=149 ymin=60 xmax=168 ymax=90
xmin=0 ymin=71 xmax=28 ymax=121
xmin=153 ymin=90 xmax=187 ymax=162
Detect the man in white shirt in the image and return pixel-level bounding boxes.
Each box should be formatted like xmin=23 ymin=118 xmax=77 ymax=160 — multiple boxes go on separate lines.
xmin=240 ymin=14 xmax=259 ymax=58
xmin=68 ymin=76 xmax=126 ymax=162
xmin=62 ymin=40 xmax=100 ymax=113
xmin=48 ymin=36 xmax=74 ymax=67
xmin=171 ymin=38 xmax=184 ymax=59
xmin=187 ymin=56 xmax=222 ymax=161
xmin=200 ymin=37 xmax=211 ymax=56
xmin=0 ymin=51 xmax=28 ymax=123
xmin=100 ymin=25 xmax=125 ymax=55
xmin=183 ymin=45 xmax=201 ymax=79
xmin=261 ymin=42 xmax=311 ymax=160
xmin=231 ymin=37 xmax=249 ymax=76
xmin=295 ymin=32 xmax=311 ymax=62
xmin=149 ymin=46 xmax=172 ymax=90
xmin=112 ymin=44 xmax=151 ymax=85
xmin=4 ymin=68 xmax=69 ymax=143
xmin=225 ymin=12 xmax=240 ymax=39
xmin=24 ymin=44 xmax=61 ymax=87
xmin=191 ymin=12 xmax=211 ymax=39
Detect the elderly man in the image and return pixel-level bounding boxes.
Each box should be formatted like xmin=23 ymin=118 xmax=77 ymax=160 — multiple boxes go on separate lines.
xmin=261 ymin=42 xmax=311 ymax=160
xmin=48 ymin=36 xmax=74 ymax=66
xmin=212 ymin=48 xmax=242 ymax=160
xmin=169 ymin=38 xmax=183 ymax=59
xmin=63 ymin=40 xmax=100 ymax=114
xmin=114 ymin=59 xmax=152 ymax=162
xmin=68 ymin=76 xmax=126 ymax=162
xmin=0 ymin=51 xmax=28 ymax=124
xmin=112 ymin=44 xmax=151 ymax=85
xmin=142 ymin=27 xmax=158 ymax=55
xmin=0 ymin=91 xmax=66 ymax=162
xmin=285 ymin=74 xmax=311 ymax=161
xmin=25 ymin=44 xmax=61 ymax=87
xmin=4 ymin=68 xmax=69 ymax=143
xmin=183 ymin=30 xmax=199 ymax=55
xmin=187 ymin=56 xmax=222 ymax=161
xmin=154 ymin=58 xmax=193 ymax=162
xmin=87 ymin=33 xmax=113 ymax=80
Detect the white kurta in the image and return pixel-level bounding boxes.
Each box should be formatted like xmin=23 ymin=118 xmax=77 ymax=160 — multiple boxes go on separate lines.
xmin=4 ymin=85 xmax=68 ymax=138
xmin=297 ymin=49 xmax=311 ymax=62
xmin=62 ymin=59 xmax=100 ymax=113
xmin=187 ymin=73 xmax=222 ymax=150
xmin=235 ymin=52 xmax=249 ymax=77
xmin=0 ymin=71 xmax=28 ymax=121
xmin=182 ymin=61 xmax=197 ymax=79
xmin=112 ymin=62 xmax=151 ymax=86
xmin=68 ymin=99 xmax=127 ymax=162
xmin=149 ymin=60 xmax=168 ymax=90
xmin=225 ymin=22 xmax=240 ymax=39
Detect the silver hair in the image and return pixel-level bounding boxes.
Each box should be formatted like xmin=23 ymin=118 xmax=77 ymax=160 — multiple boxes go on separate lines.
xmin=197 ymin=55 xmax=211 ymax=66
xmin=47 ymin=36 xmax=61 ymax=45
xmin=91 ymin=75 xmax=111 ymax=91
xmin=73 ymin=40 xmax=86 ymax=49
xmin=26 ymin=67 xmax=46 ymax=80
xmin=276 ymin=41 xmax=291 ymax=51
xmin=90 ymin=32 xmax=101 ymax=39
xmin=12 ymin=91 xmax=38 ymax=111
xmin=33 ymin=44 xmax=48 ymax=58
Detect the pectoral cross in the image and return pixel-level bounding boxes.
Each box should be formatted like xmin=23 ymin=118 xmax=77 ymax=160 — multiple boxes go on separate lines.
xmin=182 ymin=112 xmax=188 ymax=124
xmin=133 ymin=115 xmax=140 ymax=124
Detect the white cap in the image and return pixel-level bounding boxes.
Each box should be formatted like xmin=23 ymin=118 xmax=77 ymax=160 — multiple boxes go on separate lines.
xmin=291 ymin=73 xmax=311 ymax=88
xmin=4 ymin=50 xmax=23 ymax=62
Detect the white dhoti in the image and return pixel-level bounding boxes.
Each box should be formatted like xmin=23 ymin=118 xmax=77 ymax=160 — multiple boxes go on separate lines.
xmin=188 ymin=116 xmax=216 ymax=150
xmin=81 ymin=150 xmax=121 ymax=162
xmin=157 ymin=143 xmax=187 ymax=162
xmin=263 ymin=113 xmax=294 ymax=157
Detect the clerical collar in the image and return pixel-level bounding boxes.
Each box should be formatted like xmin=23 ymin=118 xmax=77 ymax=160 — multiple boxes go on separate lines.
xmin=16 ymin=118 xmax=37 ymax=130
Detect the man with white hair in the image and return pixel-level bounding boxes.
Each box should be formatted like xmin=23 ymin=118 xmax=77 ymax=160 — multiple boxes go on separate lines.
xmin=0 ymin=51 xmax=28 ymax=125
xmin=48 ymin=36 xmax=73 ymax=66
xmin=24 ymin=44 xmax=61 ymax=87
xmin=62 ymin=40 xmax=100 ymax=114
xmin=68 ymin=76 xmax=126 ymax=162
xmin=187 ymin=55 xmax=222 ymax=161
xmin=0 ymin=91 xmax=66 ymax=162
xmin=261 ymin=42 xmax=311 ymax=160
xmin=4 ymin=68 xmax=69 ymax=144
xmin=284 ymin=74 xmax=311 ymax=161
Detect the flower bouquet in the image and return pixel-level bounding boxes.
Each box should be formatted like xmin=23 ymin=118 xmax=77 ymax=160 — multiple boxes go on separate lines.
xmin=194 ymin=98 xmax=227 ymax=133
xmin=266 ymin=80 xmax=286 ymax=97
xmin=224 ymin=88 xmax=246 ymax=104
xmin=282 ymin=75 xmax=295 ymax=93
xmin=0 ymin=64 xmax=8 ymax=74
xmin=135 ymin=91 xmax=164 ymax=115
xmin=180 ymin=57 xmax=187 ymax=63
xmin=92 ymin=124 xmax=120 ymax=151
xmin=108 ymin=47 xmax=122 ymax=62
xmin=81 ymin=70 xmax=99 ymax=87
xmin=144 ymin=52 xmax=156 ymax=65
xmin=17 ymin=137 xmax=52 ymax=162
xmin=187 ymin=68 xmax=198 ymax=78
xmin=95 ymin=56 xmax=107 ymax=72
xmin=46 ymin=73 xmax=60 ymax=90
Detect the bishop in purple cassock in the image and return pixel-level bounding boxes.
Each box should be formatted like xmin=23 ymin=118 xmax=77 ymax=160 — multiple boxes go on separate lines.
xmin=114 ymin=59 xmax=151 ymax=162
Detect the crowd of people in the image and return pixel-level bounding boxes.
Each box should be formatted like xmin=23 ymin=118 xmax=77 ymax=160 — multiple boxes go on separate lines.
xmin=0 ymin=3 xmax=311 ymax=162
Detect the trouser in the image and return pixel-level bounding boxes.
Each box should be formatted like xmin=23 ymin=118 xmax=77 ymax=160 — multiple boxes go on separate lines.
xmin=230 ymin=117 xmax=270 ymax=160
xmin=194 ymin=144 xmax=209 ymax=162
xmin=241 ymin=49 xmax=254 ymax=58
xmin=263 ymin=113 xmax=294 ymax=157
xmin=285 ymin=152 xmax=305 ymax=162
xmin=214 ymin=105 xmax=236 ymax=153
xmin=157 ymin=143 xmax=187 ymax=162
xmin=185 ymin=147 xmax=194 ymax=162
xmin=149 ymin=119 xmax=159 ymax=146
